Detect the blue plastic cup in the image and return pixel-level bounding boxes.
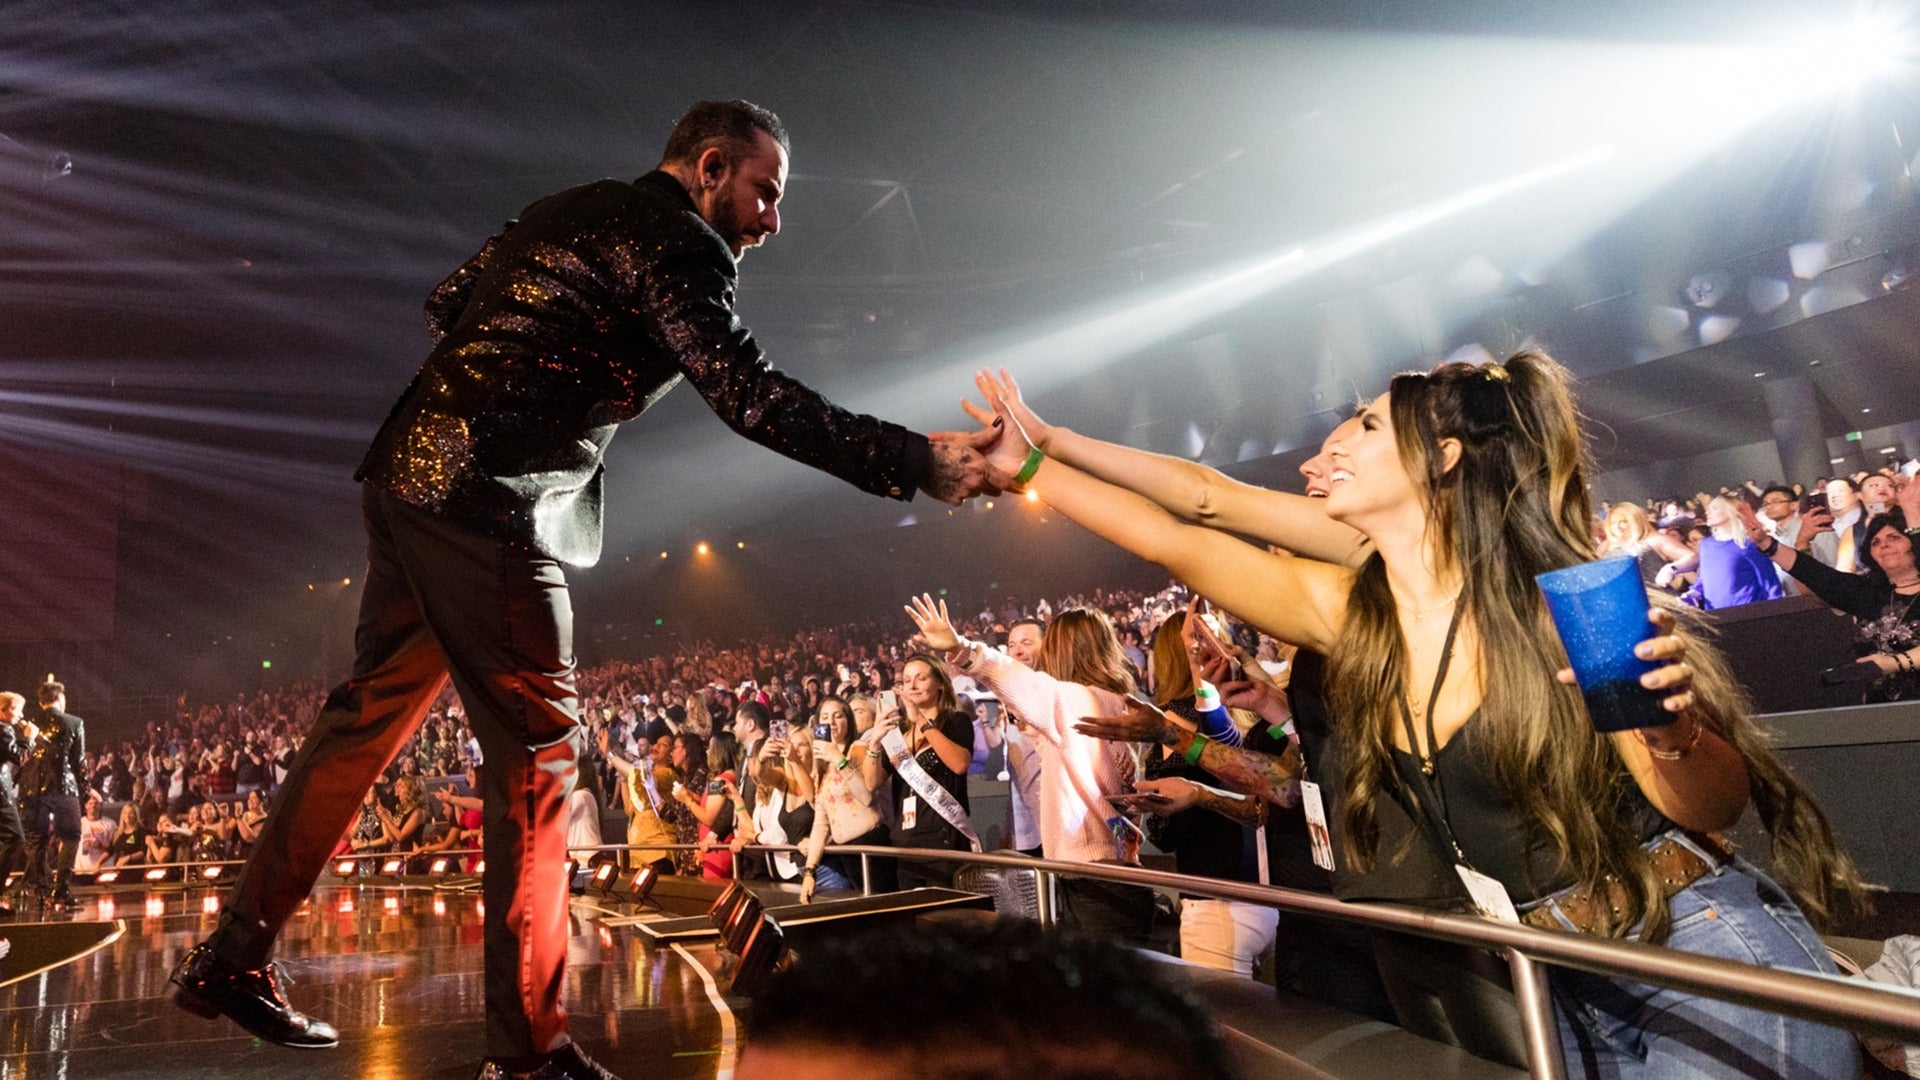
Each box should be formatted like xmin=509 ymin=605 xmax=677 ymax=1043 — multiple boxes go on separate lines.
xmin=1536 ymin=556 xmax=1670 ymax=732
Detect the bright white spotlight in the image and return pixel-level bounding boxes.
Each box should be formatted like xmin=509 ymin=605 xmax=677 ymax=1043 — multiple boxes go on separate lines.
xmin=1775 ymin=8 xmax=1914 ymax=95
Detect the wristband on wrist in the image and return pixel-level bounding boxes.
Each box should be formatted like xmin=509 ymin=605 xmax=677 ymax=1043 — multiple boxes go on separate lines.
xmin=1193 ymin=684 xmax=1222 ymax=710
xmin=1639 ymin=711 xmax=1705 ymax=761
xmin=1183 ymin=732 xmax=1209 ymax=766
xmin=1758 ymin=535 xmax=1779 ymax=556
xmin=1012 ymin=445 xmax=1045 ymax=487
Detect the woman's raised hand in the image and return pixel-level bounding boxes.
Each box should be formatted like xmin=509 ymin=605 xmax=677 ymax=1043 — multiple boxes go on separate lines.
xmin=960 ymin=369 xmax=1049 ymax=485
xmin=1074 ymin=698 xmax=1174 ymax=745
xmin=1733 ymin=500 xmax=1770 ymax=546
xmin=904 ymin=593 xmax=962 ymax=652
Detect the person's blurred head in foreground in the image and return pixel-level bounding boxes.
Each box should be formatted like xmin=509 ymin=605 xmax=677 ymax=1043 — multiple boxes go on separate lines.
xmin=736 ymin=918 xmax=1237 ymax=1080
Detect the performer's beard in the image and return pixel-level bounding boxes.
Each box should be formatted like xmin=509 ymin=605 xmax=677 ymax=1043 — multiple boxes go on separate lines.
xmin=702 ymin=198 xmax=757 ymax=260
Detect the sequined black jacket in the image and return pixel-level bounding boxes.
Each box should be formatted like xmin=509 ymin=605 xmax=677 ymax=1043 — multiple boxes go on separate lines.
xmin=357 ymin=170 xmax=931 ymax=566
xmin=19 ymin=708 xmax=85 ymax=800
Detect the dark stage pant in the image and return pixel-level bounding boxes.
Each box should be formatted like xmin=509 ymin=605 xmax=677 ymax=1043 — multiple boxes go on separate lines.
xmin=0 ymin=795 xmax=28 ymax=891
xmin=23 ymin=792 xmax=81 ymax=893
xmin=209 ymin=484 xmax=584 ymax=1060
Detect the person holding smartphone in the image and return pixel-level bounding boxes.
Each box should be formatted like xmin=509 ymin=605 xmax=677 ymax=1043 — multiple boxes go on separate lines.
xmin=797 ymin=702 xmax=893 ymax=898
xmin=857 ymin=657 xmax=973 ymax=890
xmin=963 ymin=355 xmax=1863 ymax=1078
xmin=673 ymin=732 xmax=741 ymax=880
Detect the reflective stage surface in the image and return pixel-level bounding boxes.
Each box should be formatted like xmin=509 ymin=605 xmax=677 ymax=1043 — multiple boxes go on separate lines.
xmin=0 ymin=885 xmax=732 ymax=1079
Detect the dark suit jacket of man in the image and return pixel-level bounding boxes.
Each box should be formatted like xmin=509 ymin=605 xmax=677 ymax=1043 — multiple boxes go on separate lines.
xmin=19 ymin=708 xmax=85 ymax=800
xmin=356 ymin=170 xmax=931 ymax=567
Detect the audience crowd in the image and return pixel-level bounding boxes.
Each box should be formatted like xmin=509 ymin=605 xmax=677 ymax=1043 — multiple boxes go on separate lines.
xmin=2 ymin=446 xmax=1915 ymax=1075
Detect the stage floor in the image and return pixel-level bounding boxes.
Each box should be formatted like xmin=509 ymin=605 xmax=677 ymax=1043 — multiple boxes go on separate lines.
xmin=0 ymin=884 xmax=737 ymax=1079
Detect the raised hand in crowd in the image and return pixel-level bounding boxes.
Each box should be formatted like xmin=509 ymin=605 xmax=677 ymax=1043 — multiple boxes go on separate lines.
xmin=903 ymin=594 xmax=962 ymax=652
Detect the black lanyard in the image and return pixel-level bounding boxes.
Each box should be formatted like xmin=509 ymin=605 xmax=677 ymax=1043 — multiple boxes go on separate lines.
xmin=1394 ymin=605 xmax=1471 ymax=865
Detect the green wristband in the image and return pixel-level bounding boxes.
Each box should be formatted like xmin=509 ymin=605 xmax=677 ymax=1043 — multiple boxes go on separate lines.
xmin=1012 ymin=445 xmax=1045 ymax=487
xmin=1183 ymin=732 xmax=1208 ymax=766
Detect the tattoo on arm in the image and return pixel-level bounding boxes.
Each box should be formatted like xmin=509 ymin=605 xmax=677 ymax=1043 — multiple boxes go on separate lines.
xmin=1197 ymin=741 xmax=1302 ymax=807
xmin=1191 ymin=786 xmax=1267 ymax=827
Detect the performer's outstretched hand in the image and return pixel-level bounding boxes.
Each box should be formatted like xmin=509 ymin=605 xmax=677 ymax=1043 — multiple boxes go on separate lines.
xmin=921 ymin=427 xmax=1003 ymax=505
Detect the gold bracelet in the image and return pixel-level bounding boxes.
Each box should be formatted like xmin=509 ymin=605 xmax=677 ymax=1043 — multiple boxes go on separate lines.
xmin=1638 ymin=711 xmax=1705 ymax=761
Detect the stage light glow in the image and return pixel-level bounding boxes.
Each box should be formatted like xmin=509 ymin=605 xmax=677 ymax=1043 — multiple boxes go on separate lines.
xmin=432 ymin=896 xmax=447 ymax=917
xmin=429 ymin=858 xmax=450 ymax=874
xmin=200 ymin=865 xmax=224 ymax=880
xmin=380 ymin=858 xmax=404 ymax=875
xmin=1025 ymin=489 xmax=1039 ymax=503
xmin=96 ymin=870 xmax=120 ymax=884
xmin=144 ymin=867 xmax=168 ymax=881
xmin=695 ymin=542 xmax=710 ymax=556
xmin=335 ymin=859 xmax=357 ymax=876
xmin=1775 ymin=8 xmax=1916 ymax=95
xmin=202 ymin=896 xmax=221 ymax=914
xmin=145 ymin=897 xmax=166 ymax=917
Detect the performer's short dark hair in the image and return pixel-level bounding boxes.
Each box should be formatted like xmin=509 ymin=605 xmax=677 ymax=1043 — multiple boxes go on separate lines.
xmin=38 ymin=680 xmax=65 ymax=706
xmin=662 ymin=100 xmax=789 ymax=165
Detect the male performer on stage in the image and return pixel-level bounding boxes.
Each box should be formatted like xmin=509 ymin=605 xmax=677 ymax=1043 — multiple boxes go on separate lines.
xmin=0 ymin=691 xmax=32 ymax=917
xmin=19 ymin=680 xmax=84 ymax=912
xmin=171 ymin=99 xmax=994 ymax=1080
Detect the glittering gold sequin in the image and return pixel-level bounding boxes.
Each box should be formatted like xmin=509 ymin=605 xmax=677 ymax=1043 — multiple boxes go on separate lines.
xmin=357 ymin=172 xmax=920 ymax=568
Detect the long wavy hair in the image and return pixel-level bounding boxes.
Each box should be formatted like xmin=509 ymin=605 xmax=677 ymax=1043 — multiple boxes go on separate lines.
xmin=1039 ymin=608 xmax=1136 ymax=698
xmin=1327 ymin=350 xmax=1863 ymax=939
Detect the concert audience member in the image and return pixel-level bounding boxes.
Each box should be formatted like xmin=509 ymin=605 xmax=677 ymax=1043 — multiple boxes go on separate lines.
xmin=373 ymin=776 xmax=427 ymax=853
xmin=426 ymin=764 xmax=486 ymax=872
xmin=728 ymin=734 xmax=813 ymax=884
xmin=146 ymin=811 xmax=186 ymax=865
xmin=342 ymin=789 xmax=386 ymax=856
xmin=858 ymin=653 xmax=975 ymax=890
xmin=1742 ymin=495 xmax=1920 ymax=704
xmin=601 ymin=732 xmax=677 ymax=876
xmin=1861 ymin=473 xmax=1897 ymax=517
xmin=798 ymin=704 xmax=892 ymax=899
xmin=730 ymin=702 xmax=771 ymax=809
xmin=106 ymin=804 xmax=148 ymax=868
xmin=907 ymin=602 xmax=1161 ymax=946
xmin=966 ymin=356 xmax=1864 ymax=1077
xmin=1680 ymin=495 xmax=1784 ymax=610
xmin=735 ymin=919 xmax=1236 ymax=1080
xmin=1135 ymin=608 xmax=1274 ymax=975
xmin=660 ymin=733 xmax=710 ymax=877
xmin=993 ymin=619 xmax=1048 ymax=857
xmin=566 ymin=755 xmax=605 ymax=860
xmin=1811 ymin=476 xmax=1870 ymax=573
xmin=235 ymin=790 xmax=268 ymax=849
xmin=74 ymin=794 xmax=115 ymax=874
xmin=1599 ymin=502 xmax=1693 ymax=588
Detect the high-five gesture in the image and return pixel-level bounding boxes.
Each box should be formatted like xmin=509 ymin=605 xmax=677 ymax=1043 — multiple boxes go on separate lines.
xmin=904 ymin=594 xmax=962 ymax=652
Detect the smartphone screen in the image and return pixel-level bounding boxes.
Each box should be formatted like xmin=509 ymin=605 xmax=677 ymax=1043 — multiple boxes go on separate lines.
xmin=812 ymin=722 xmax=832 ymax=741
xmin=768 ymin=719 xmax=790 ymax=743
xmin=877 ymin=689 xmax=898 ymax=715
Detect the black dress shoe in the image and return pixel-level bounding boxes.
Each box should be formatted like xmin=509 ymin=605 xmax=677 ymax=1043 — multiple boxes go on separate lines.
xmin=473 ymin=1043 xmax=623 ymax=1080
xmin=170 ymin=943 xmax=339 ymax=1048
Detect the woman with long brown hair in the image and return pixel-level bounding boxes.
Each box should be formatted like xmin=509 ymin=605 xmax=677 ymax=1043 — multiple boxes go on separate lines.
xmin=962 ymin=355 xmax=1862 ymax=1077
xmin=856 ymin=653 xmax=973 ymax=889
xmin=906 ymin=602 xmax=1164 ymax=946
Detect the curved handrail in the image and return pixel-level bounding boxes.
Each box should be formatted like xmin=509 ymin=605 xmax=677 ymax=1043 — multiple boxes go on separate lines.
xmin=784 ymin=842 xmax=1920 ymax=1078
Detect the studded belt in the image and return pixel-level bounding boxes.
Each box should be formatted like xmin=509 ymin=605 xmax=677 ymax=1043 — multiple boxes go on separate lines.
xmin=1520 ymin=830 xmax=1733 ymax=935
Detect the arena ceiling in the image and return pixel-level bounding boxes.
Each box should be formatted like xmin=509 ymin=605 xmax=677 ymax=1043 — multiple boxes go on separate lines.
xmin=4 ymin=0 xmax=1919 ymax=666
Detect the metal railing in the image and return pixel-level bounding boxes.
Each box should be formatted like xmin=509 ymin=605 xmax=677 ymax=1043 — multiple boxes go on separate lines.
xmin=781 ymin=842 xmax=1920 ymax=1080
xmin=73 ymin=840 xmax=1920 ymax=1079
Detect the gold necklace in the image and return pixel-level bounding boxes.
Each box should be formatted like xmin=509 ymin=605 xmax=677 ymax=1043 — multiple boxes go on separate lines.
xmin=1401 ymin=592 xmax=1461 ymax=622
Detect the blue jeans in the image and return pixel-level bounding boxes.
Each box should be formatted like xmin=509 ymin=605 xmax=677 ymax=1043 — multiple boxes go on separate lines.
xmin=1539 ymin=832 xmax=1859 ymax=1079
xmin=811 ymin=862 xmax=853 ymax=891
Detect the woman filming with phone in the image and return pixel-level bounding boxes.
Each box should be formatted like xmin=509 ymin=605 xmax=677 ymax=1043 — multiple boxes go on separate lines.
xmin=962 ymin=355 xmax=1864 ymax=1078
xmin=857 ymin=656 xmax=974 ymax=890
xmin=797 ymin=696 xmax=895 ymax=900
